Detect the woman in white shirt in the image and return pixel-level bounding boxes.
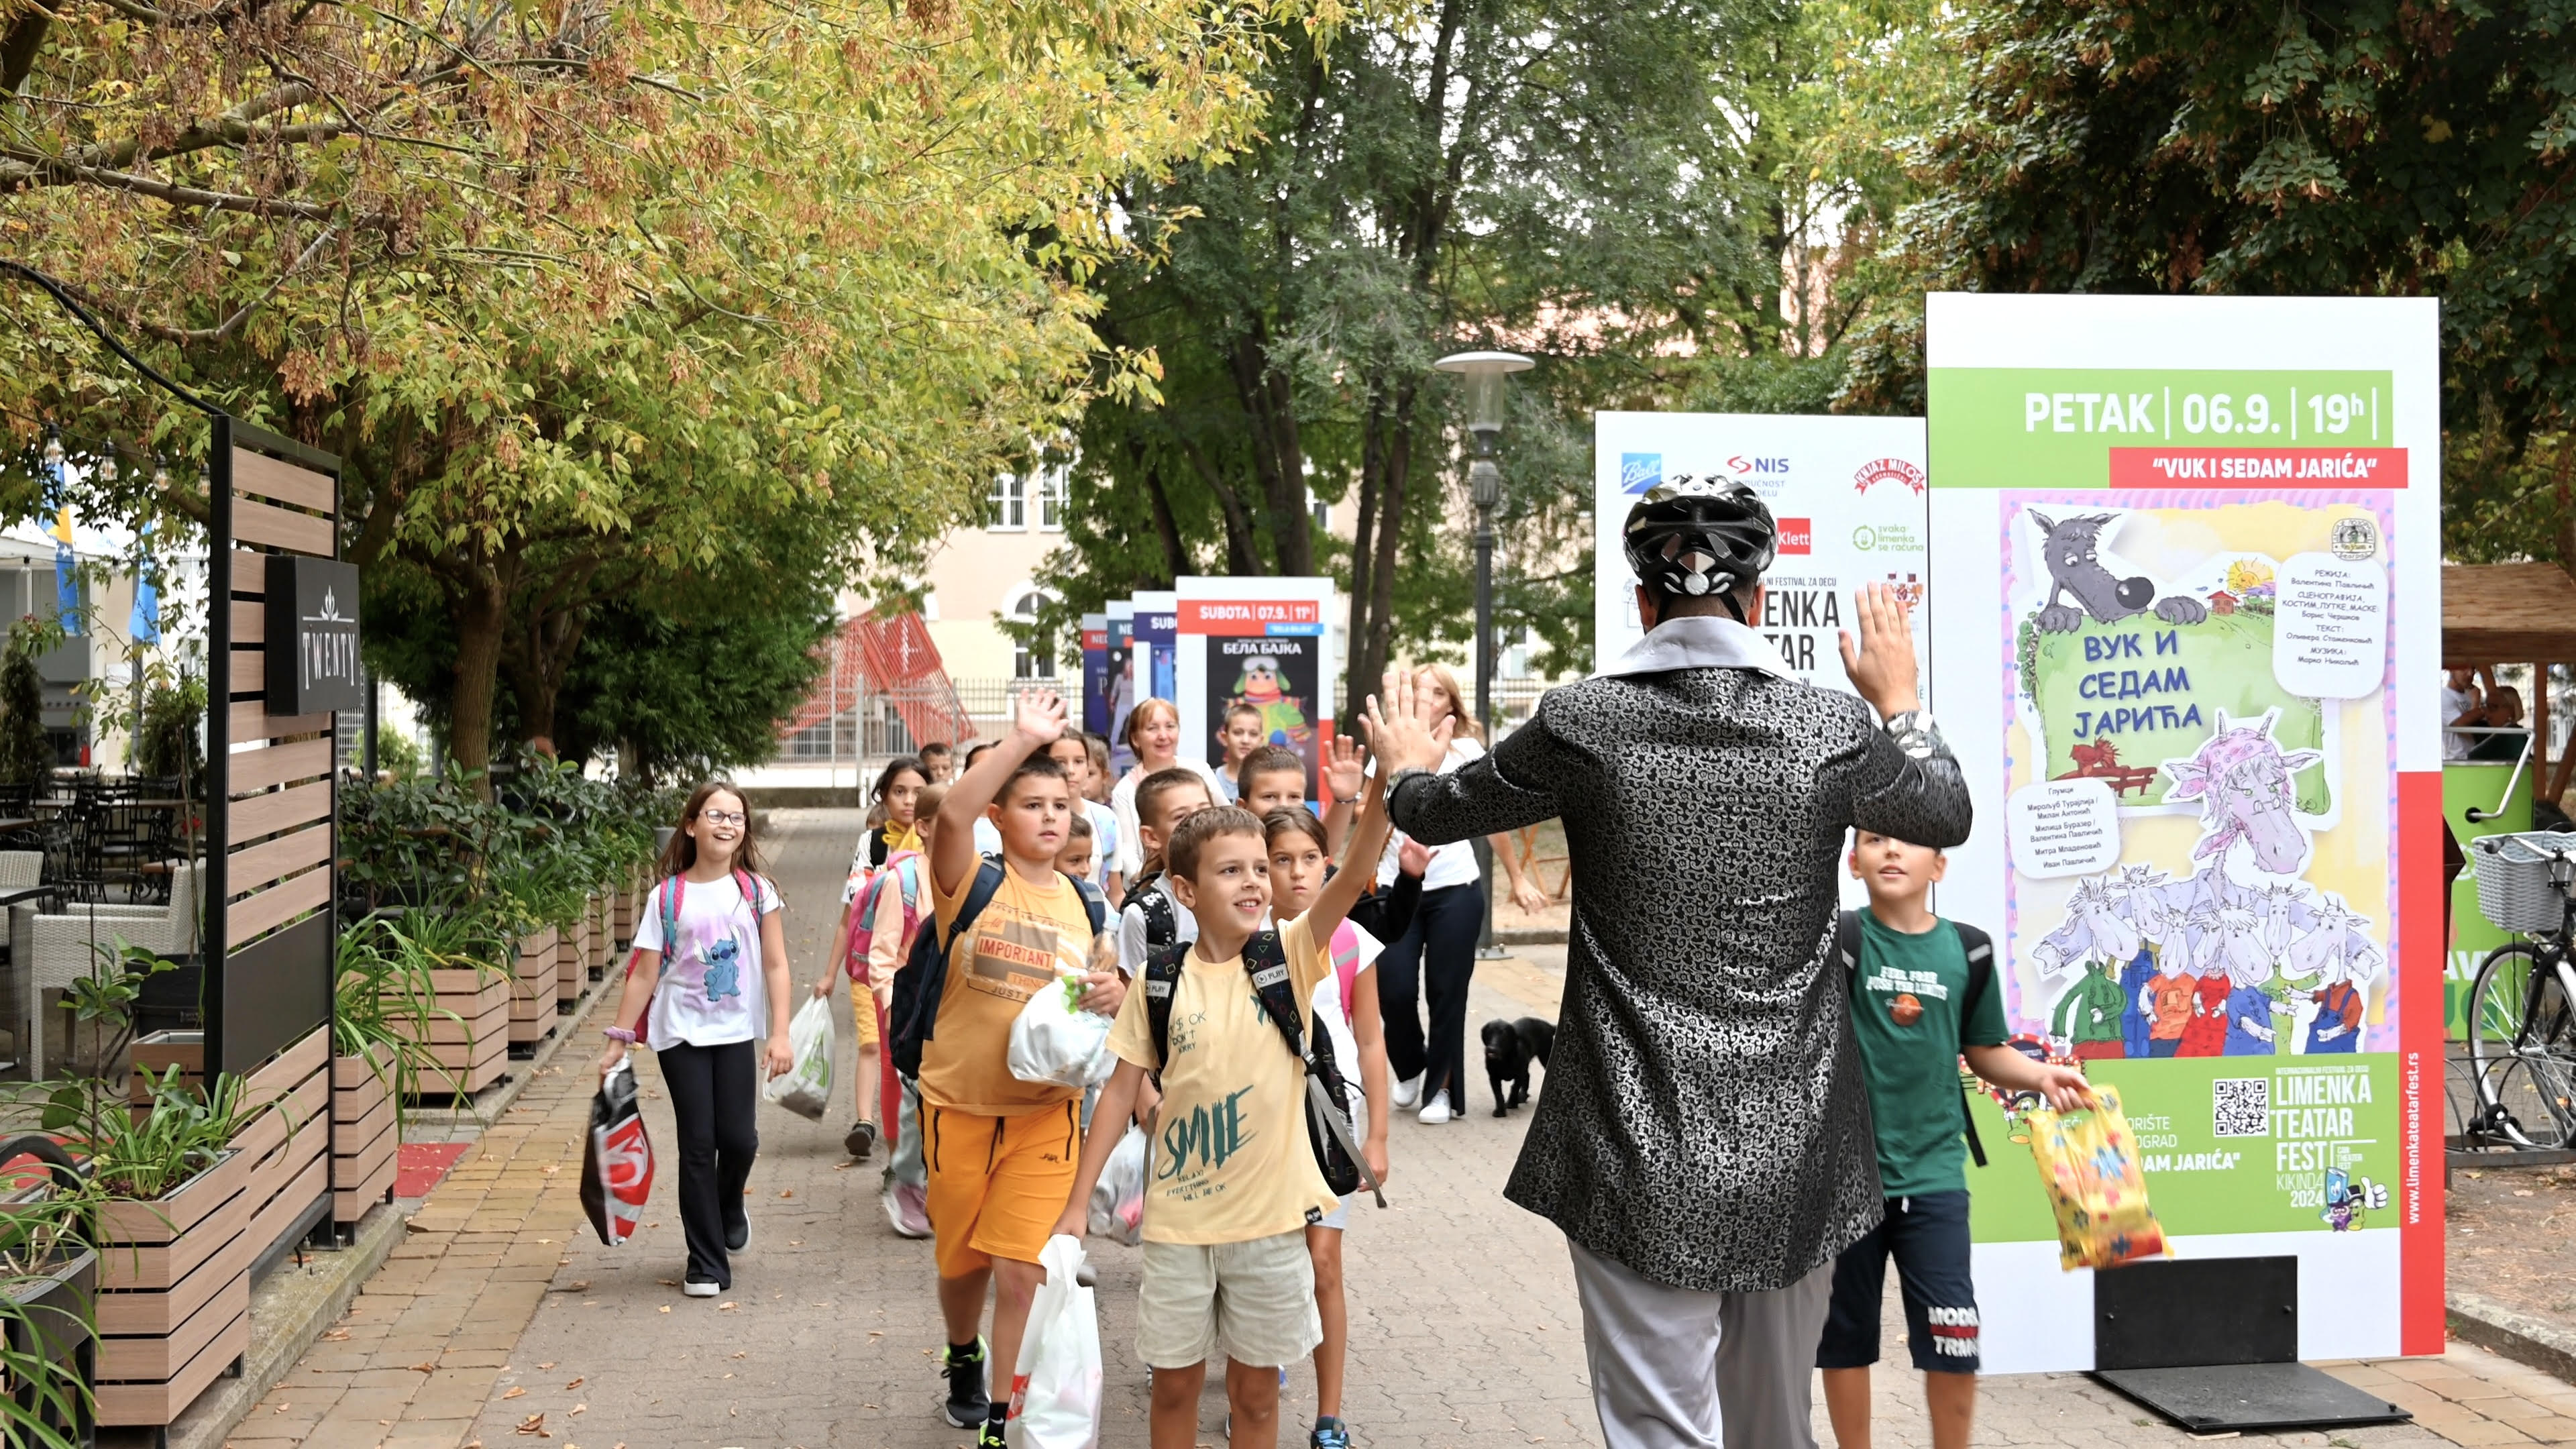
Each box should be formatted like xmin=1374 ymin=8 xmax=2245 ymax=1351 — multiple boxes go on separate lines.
xmin=1108 ymin=697 xmax=1228 ymax=879
xmin=1374 ymin=664 xmax=1549 ymax=1123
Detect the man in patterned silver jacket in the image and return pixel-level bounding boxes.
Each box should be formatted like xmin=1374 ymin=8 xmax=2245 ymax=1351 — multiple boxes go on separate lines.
xmin=1371 ymin=478 xmax=1971 ymax=1449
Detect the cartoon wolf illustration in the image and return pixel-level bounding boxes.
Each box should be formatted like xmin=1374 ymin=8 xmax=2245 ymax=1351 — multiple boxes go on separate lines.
xmin=2028 ymin=511 xmax=2210 ymax=633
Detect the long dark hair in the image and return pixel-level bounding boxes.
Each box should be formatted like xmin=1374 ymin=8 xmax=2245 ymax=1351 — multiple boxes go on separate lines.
xmin=873 ymin=755 xmax=928 ymax=806
xmin=657 ymin=780 xmax=767 ymax=879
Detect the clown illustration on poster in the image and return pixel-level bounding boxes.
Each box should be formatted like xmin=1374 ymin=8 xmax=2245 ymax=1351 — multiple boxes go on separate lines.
xmin=1925 ymin=294 xmax=2442 ymax=1372
xmin=1173 ymin=576 xmax=1336 ymax=800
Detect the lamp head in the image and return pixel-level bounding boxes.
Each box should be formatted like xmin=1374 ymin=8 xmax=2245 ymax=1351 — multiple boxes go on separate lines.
xmin=1434 ymin=350 xmax=1534 ymax=433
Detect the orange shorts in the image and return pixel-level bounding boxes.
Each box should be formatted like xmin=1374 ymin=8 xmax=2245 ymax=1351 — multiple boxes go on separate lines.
xmin=920 ymin=1099 xmax=1081 ymax=1279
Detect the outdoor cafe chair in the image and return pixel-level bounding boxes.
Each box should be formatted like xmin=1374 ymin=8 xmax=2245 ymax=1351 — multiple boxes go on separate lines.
xmin=11 ymin=857 xmax=198 ymax=1081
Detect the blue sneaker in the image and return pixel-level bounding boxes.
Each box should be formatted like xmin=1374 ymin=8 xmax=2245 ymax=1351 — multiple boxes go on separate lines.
xmin=1312 ymin=1416 xmax=1352 ymax=1448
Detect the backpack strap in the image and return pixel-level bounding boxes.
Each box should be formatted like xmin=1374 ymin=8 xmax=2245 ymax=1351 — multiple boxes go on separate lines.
xmin=1242 ymin=931 xmax=1385 ymax=1207
xmin=1067 ymin=873 xmax=1110 ymax=938
xmin=1951 ymin=920 xmax=1995 ymax=1169
xmin=1142 ymin=938 xmax=1189 ymax=1086
xmin=1835 ymin=908 xmax=1862 ymax=988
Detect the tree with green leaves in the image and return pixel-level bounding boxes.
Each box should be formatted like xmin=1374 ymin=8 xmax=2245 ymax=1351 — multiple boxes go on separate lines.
xmin=1836 ymin=0 xmax=2576 ymax=570
xmin=1029 ymin=0 xmax=1952 ymax=694
xmin=1 ymin=0 xmax=1307 ymax=780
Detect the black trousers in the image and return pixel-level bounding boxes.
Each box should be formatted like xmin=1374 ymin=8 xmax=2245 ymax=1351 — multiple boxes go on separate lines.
xmin=659 ymin=1038 xmax=759 ymax=1287
xmin=1374 ymin=881 xmax=1484 ymax=1111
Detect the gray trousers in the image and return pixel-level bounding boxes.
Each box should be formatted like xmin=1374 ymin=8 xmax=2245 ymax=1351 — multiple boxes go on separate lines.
xmin=1569 ymin=1239 xmax=1832 ymax=1449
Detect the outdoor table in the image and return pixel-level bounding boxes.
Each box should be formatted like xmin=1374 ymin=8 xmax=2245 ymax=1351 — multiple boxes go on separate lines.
xmin=0 ymin=818 xmax=36 ymax=837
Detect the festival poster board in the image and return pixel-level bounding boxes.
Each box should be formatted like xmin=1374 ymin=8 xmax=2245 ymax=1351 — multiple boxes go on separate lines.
xmin=1132 ymin=590 xmax=1178 ymax=706
xmin=1594 ymin=413 xmax=1929 ymax=690
xmin=1924 ymin=293 xmax=2442 ymax=1371
xmin=1595 ymin=413 xmax=1930 ymax=909
xmin=1174 ymin=576 xmax=1335 ymax=801
xmin=1105 ymin=600 xmax=1137 ymax=775
xmin=2442 ymin=763 xmax=2528 ymax=1034
xmin=1079 ymin=613 xmax=1110 ymax=737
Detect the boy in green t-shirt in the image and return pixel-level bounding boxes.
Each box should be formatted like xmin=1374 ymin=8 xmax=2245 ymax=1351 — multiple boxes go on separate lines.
xmin=1816 ymin=830 xmax=2090 ymax=1449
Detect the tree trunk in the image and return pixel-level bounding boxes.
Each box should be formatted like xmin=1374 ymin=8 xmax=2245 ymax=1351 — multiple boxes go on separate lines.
xmin=1346 ymin=380 xmax=1417 ymax=722
xmin=448 ymin=572 xmax=508 ymax=798
xmin=1229 ymin=333 xmax=1310 ymax=577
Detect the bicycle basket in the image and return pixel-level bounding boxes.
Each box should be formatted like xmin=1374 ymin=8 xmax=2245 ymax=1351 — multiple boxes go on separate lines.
xmin=2470 ymin=832 xmax=2576 ymax=934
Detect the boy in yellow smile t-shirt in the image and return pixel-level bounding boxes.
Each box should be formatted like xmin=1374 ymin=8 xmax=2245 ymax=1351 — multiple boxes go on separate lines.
xmin=1058 ymin=775 xmax=1396 ymax=1449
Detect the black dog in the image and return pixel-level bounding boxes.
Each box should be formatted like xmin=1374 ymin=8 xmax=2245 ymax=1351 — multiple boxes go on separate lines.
xmin=1481 ymin=1016 xmax=1555 ymax=1117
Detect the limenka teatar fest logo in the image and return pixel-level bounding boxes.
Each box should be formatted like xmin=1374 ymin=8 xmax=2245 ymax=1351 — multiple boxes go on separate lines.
xmin=1854 ymin=458 xmax=1927 ymax=495
xmin=301 ymin=585 xmax=360 ymax=694
xmin=1619 ymin=453 xmax=1662 ymax=494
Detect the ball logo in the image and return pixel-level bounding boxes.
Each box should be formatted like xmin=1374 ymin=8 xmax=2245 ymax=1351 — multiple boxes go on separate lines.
xmin=1854 ymin=458 xmax=1927 ymax=495
xmin=1776 ymin=517 xmax=1813 ymax=555
xmin=1620 ymin=453 xmax=1662 ymax=493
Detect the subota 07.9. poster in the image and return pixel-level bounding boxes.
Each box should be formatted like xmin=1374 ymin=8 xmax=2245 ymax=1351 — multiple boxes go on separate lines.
xmin=1924 ymin=294 xmax=2442 ymax=1370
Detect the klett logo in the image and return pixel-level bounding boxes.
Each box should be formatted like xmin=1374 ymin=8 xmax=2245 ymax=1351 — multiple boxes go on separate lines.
xmin=1729 ymin=455 xmax=1790 ymax=477
xmin=1776 ymin=518 xmax=1813 ymax=554
xmin=1619 ymin=453 xmax=1662 ymax=493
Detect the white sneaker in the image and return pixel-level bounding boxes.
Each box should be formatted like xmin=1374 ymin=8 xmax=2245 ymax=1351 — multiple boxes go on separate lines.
xmin=1417 ymin=1093 xmax=1454 ymax=1125
xmin=682 ymin=1277 xmax=722 ymax=1298
xmin=1391 ymin=1073 xmax=1424 ymax=1110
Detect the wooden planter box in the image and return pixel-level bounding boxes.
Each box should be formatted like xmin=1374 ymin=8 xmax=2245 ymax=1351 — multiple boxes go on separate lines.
xmin=6 ymin=1248 xmax=95 ymax=1444
xmin=556 ymin=919 xmax=584 ymax=1008
xmin=385 ymin=967 xmax=510 ymax=1097
xmin=511 ymin=926 xmax=559 ymax=1046
xmin=588 ymin=891 xmax=610 ymax=977
xmin=95 ymin=1146 xmax=253 ymax=1432
xmin=331 ymin=1044 xmax=397 ymax=1226
xmin=234 ymin=1027 xmax=331 ymax=1285
xmin=614 ymin=873 xmax=637 ymax=948
xmin=129 ymin=1028 xmax=205 ymax=1104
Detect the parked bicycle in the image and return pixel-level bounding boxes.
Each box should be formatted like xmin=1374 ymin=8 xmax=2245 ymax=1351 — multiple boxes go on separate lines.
xmin=2465 ymin=831 xmax=2576 ymax=1148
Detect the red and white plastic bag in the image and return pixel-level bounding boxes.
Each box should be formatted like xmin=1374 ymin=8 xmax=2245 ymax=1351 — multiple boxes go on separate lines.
xmin=582 ymin=1060 xmax=655 ymax=1246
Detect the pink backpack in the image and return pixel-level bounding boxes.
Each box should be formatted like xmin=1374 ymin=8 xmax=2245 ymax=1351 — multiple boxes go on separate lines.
xmin=845 ymin=851 xmax=924 ymax=981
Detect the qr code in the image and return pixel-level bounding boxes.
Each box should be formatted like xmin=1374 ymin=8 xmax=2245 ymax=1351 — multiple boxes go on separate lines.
xmin=2213 ymin=1078 xmax=2269 ymax=1138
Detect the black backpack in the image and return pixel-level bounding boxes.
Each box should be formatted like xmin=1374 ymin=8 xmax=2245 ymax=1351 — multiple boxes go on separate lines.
xmin=1142 ymin=929 xmax=1385 ymax=1207
xmin=1126 ymin=869 xmax=1179 ymax=957
xmin=889 ymin=856 xmax=1110 ymax=1079
xmin=1834 ymin=910 xmax=1996 ymax=1167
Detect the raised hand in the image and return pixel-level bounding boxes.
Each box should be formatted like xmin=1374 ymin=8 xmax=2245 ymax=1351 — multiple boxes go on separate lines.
xmin=1324 ymin=735 xmax=1367 ymax=802
xmin=1012 ymin=688 xmax=1069 ymax=747
xmin=1398 ymin=836 xmax=1433 ymax=877
xmin=1836 ymin=582 xmax=1922 ymax=721
xmin=1364 ymin=668 xmax=1452 ymax=776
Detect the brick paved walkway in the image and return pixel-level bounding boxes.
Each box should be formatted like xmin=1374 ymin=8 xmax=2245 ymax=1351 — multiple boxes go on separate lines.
xmin=241 ymin=809 xmax=2576 ymax=1448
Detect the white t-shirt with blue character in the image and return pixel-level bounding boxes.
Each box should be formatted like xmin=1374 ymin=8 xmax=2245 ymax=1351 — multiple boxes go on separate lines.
xmin=630 ymin=872 xmax=784 ymax=1051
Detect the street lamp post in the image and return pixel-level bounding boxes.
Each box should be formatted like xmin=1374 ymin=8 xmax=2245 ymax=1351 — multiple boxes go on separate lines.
xmin=1432 ymin=350 xmax=1534 ymax=959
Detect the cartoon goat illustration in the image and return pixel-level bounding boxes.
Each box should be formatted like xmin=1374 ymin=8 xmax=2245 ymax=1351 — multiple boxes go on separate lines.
xmin=2028 ymin=511 xmax=2210 ymax=633
xmin=2161 ymin=708 xmax=2322 ymax=876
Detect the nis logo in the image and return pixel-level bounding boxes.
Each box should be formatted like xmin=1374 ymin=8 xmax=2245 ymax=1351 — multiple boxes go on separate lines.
xmin=1728 ymin=455 xmax=1790 ymax=477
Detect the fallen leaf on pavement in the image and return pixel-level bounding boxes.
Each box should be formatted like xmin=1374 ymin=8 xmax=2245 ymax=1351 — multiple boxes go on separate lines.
xmin=565 ymin=1377 xmax=584 ymax=1389
xmin=514 ymin=1411 xmax=547 ymax=1436
xmin=657 ymin=1305 xmax=669 ymax=1313
xmin=321 ymin=1329 xmax=350 ymax=1341
xmin=503 ymin=1387 xmax=527 ymax=1399
xmin=538 ymin=1363 xmax=555 ymax=1371
xmin=777 ymin=1189 xmax=794 ymax=1198
xmin=718 ymin=1301 xmax=738 ymax=1311
xmin=409 ymin=1362 xmax=435 ymax=1373
xmin=571 ymin=1404 xmax=586 ymax=1415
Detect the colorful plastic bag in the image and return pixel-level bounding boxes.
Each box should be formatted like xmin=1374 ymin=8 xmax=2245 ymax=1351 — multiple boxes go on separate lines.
xmin=581 ymin=1061 xmax=654 ymax=1246
xmin=763 ymin=993 xmax=835 ymax=1121
xmin=1008 ymin=1234 xmax=1103 ymax=1449
xmin=2023 ymin=1083 xmax=2169 ymax=1271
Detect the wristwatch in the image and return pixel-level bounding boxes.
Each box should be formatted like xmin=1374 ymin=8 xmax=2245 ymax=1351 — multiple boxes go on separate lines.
xmin=1882 ymin=710 xmax=1943 ymax=760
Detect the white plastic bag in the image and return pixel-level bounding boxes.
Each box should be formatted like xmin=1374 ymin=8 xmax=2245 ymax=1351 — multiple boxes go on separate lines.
xmin=1086 ymin=1124 xmax=1148 ymax=1246
xmin=1008 ymin=1234 xmax=1102 ymax=1449
xmin=1008 ymin=972 xmax=1112 ymax=1088
xmin=762 ymin=994 xmax=835 ymax=1121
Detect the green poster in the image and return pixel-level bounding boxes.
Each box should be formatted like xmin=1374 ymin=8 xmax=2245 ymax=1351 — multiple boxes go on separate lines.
xmin=1969 ymin=1055 xmax=2400 ymax=1243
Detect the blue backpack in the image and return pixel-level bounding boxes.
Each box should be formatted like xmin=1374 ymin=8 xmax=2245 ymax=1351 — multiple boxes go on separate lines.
xmin=888 ymin=855 xmax=1109 ymax=1078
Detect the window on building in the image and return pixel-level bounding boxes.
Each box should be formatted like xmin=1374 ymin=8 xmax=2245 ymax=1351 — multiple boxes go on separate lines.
xmin=989 ymin=473 xmax=1027 ymax=531
xmin=1008 ymin=588 xmax=1059 ymax=679
xmin=1035 ymin=472 xmax=1068 ymax=532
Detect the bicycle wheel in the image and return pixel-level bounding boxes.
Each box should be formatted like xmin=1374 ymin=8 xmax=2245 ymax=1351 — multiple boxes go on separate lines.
xmin=2466 ymin=941 xmax=2576 ymax=1149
